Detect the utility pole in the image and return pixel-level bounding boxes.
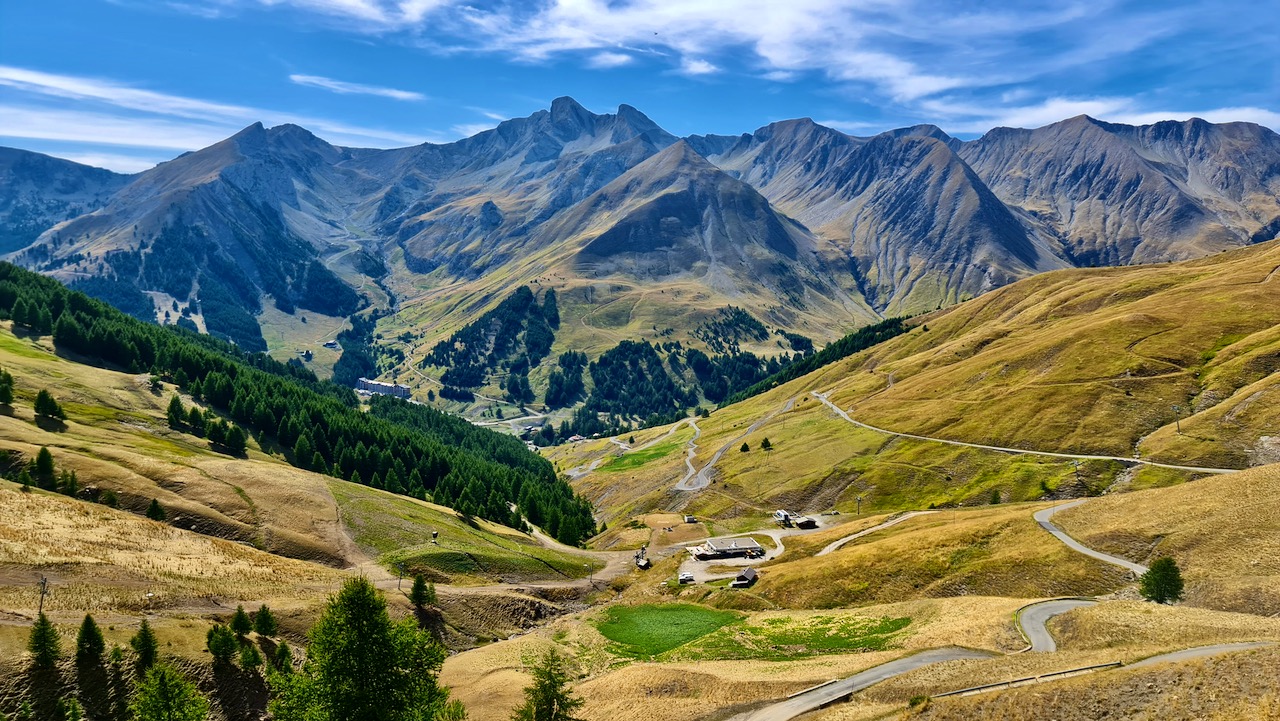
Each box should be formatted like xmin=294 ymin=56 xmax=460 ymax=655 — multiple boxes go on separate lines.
xmin=585 ymin=563 xmax=593 ymax=587
xmin=1073 ymin=460 xmax=1082 ymax=486
xmin=1172 ymin=405 xmax=1182 ymax=434
xmin=856 ymin=495 xmax=863 ymax=516
xmin=395 ymin=562 xmax=406 ymax=591
xmin=37 ymin=576 xmax=48 ymax=615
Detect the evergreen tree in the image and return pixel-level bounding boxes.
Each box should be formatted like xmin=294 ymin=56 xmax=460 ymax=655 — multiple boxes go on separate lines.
xmin=0 ymin=373 xmax=13 ymax=405
xmin=740 ymin=442 xmax=749 ymax=453
xmin=409 ymin=574 xmax=436 ymax=609
xmin=239 ymin=643 xmax=264 ymax=673
xmin=268 ymin=576 xmax=462 ymax=721
xmin=34 ymin=389 xmax=65 ymax=419
xmin=760 ymin=437 xmax=772 ymax=450
xmin=206 ymin=624 xmax=237 ymax=665
xmin=186 ymin=406 xmax=205 ymax=436
xmin=131 ymin=619 xmax=159 ymax=671
xmin=253 ymin=604 xmax=278 ymax=637
xmin=1139 ymin=556 xmax=1185 ymax=604
xmin=27 ymin=612 xmax=61 ymax=668
xmin=225 ymin=425 xmax=248 ymax=455
xmin=146 ymin=499 xmax=166 ymax=522
xmin=129 ymin=662 xmax=209 ymax=721
xmin=75 ymin=614 xmax=105 ymax=666
xmin=511 ymin=650 xmax=584 ymax=721
xmin=35 ymin=446 xmax=55 ymax=479
xmin=542 ymin=288 xmax=560 ymax=330
xmin=166 ymin=395 xmax=185 ymax=429
xmin=230 ymin=605 xmax=252 ymax=636
xmin=273 ymin=641 xmax=294 ymax=674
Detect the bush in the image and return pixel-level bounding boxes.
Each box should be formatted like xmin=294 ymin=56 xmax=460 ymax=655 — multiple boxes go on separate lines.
xmin=145 ymin=499 xmax=166 ymax=522
xmin=130 ymin=663 xmax=209 ymax=721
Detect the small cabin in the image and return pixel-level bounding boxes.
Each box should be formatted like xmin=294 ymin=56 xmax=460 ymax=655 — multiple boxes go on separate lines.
xmin=795 ymin=516 xmax=818 ymax=529
xmin=730 ymin=567 xmax=758 ymax=588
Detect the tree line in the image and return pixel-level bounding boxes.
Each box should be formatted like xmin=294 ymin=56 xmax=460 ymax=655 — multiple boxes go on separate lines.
xmin=0 ymin=262 xmax=595 ymax=545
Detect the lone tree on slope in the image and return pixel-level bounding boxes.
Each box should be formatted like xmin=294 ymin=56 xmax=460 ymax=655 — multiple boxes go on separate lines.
xmin=1139 ymin=556 xmax=1185 ymax=604
xmin=34 ymin=389 xmax=65 ymax=419
xmin=28 ymin=612 xmax=61 ymax=668
xmin=511 ymin=649 xmax=585 ymax=721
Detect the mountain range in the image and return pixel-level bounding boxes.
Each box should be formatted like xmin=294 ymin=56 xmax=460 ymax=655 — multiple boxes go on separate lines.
xmin=3 ymin=98 xmax=1279 ymax=360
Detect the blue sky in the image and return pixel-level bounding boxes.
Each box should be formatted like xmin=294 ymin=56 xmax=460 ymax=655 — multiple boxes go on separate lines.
xmin=1 ymin=0 xmax=1275 ymax=173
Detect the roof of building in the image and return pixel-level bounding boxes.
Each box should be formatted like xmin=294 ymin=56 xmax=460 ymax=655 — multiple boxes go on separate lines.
xmin=736 ymin=568 xmax=758 ymax=581
xmin=703 ymin=537 xmax=763 ymax=552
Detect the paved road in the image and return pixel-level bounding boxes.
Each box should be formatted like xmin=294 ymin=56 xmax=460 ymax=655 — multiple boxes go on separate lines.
xmin=1034 ymin=500 xmax=1149 ymax=576
xmin=726 ymin=648 xmax=995 ymax=721
xmin=1018 ymin=599 xmax=1097 ymax=652
xmin=811 ymin=391 xmax=1237 ymax=475
xmin=678 ymin=398 xmax=795 ymax=491
xmin=1127 ymin=642 xmax=1275 ymax=669
xmin=816 ymin=511 xmax=937 ymax=556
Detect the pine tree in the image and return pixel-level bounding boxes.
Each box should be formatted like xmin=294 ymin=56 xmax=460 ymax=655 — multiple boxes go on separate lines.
xmin=230 ymin=605 xmax=252 ymax=636
xmin=27 ymin=612 xmax=61 ymax=668
xmin=35 ymin=446 xmax=55 ymax=479
xmin=206 ymin=624 xmax=237 ymax=665
xmin=410 ymin=574 xmax=436 ymax=609
xmin=146 ymin=499 xmax=166 ymax=522
xmin=166 ymin=396 xmax=185 ymax=429
xmin=76 ymin=614 xmax=105 ymax=667
xmin=760 ymin=437 xmax=772 ymax=450
xmin=740 ymin=442 xmax=749 ymax=453
xmin=268 ymin=576 xmax=461 ymax=721
xmin=131 ymin=619 xmax=159 ymax=671
xmin=239 ymin=643 xmax=264 ymax=673
xmin=274 ymin=641 xmax=294 ymax=673
xmin=129 ymin=663 xmax=209 ymax=721
xmin=34 ymin=389 xmax=66 ymax=419
xmin=225 ymin=425 xmax=248 ymax=455
xmin=1139 ymin=556 xmax=1185 ymax=604
xmin=254 ymin=604 xmax=278 ymax=636
xmin=186 ymin=406 xmax=205 ymax=436
xmin=511 ymin=649 xmax=584 ymax=721
xmin=0 ymin=370 xmax=13 ymax=405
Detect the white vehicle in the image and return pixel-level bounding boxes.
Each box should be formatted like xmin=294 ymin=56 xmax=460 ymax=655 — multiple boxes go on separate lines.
xmin=677 ymin=572 xmax=695 ymax=584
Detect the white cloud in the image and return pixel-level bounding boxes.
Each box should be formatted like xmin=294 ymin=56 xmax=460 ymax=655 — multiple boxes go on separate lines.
xmin=920 ymin=96 xmax=1280 ymax=135
xmin=586 ymin=52 xmax=634 ymax=69
xmin=0 ymin=66 xmax=430 ymax=151
xmin=678 ymin=58 xmax=719 ymax=76
xmin=289 ymin=73 xmax=426 ymax=101
xmin=46 ymin=151 xmax=166 ymax=174
xmin=451 ymin=122 xmax=495 ymax=138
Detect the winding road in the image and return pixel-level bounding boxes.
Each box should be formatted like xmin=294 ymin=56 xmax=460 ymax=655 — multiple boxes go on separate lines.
xmin=726 ymin=648 xmax=996 ymax=721
xmin=1034 ymin=500 xmax=1149 ymax=576
xmin=676 ymin=398 xmax=795 ymax=491
xmin=1017 ymin=599 xmax=1097 ymax=652
xmin=811 ymin=391 xmax=1237 ymax=475
xmin=816 ymin=511 xmax=936 ymax=556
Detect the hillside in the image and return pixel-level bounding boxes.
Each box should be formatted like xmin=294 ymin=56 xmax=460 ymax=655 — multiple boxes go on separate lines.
xmin=552 ymin=239 xmax=1280 ymax=523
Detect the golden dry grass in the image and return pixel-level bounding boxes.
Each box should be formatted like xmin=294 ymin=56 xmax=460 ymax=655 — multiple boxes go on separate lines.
xmin=754 ymin=504 xmax=1127 ymax=608
xmin=896 ymin=646 xmax=1280 ymax=721
xmin=1054 ymin=463 xmax=1280 ymax=614
xmin=0 ymin=483 xmax=344 ymax=614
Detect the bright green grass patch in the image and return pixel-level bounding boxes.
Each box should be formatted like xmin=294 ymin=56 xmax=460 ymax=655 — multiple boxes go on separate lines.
xmin=667 ymin=615 xmax=911 ymax=662
xmin=328 ymin=479 xmax=599 ymax=584
xmin=600 ymin=439 xmax=686 ymax=473
xmin=0 ymin=331 xmax=60 ymax=361
xmin=596 ymin=604 xmax=742 ymax=657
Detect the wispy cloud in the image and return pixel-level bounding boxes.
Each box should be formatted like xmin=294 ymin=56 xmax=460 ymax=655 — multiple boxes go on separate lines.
xmin=451 ymin=122 xmax=496 ymax=138
xmin=289 ymin=73 xmax=426 ymax=101
xmin=920 ymin=96 xmax=1280 ymax=135
xmin=586 ymin=52 xmax=634 ymax=69
xmin=188 ymin=0 xmax=1274 ymax=134
xmin=678 ymin=58 xmax=719 ymax=76
xmin=0 ymin=65 xmax=430 ymax=156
